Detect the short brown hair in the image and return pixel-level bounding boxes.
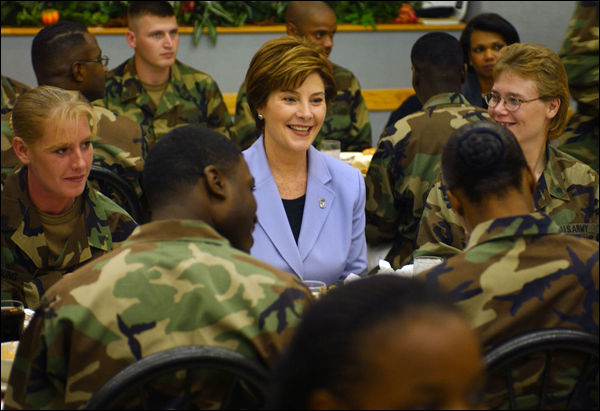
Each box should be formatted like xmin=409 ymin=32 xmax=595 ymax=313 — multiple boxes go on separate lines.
xmin=128 ymin=1 xmax=175 ymax=30
xmin=244 ymin=36 xmax=336 ymax=133
xmin=493 ymin=43 xmax=570 ymax=140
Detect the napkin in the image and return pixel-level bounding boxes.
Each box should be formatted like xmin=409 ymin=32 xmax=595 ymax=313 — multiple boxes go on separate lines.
xmin=343 ymin=273 xmax=362 ymax=284
xmin=376 ymin=259 xmax=414 ymax=278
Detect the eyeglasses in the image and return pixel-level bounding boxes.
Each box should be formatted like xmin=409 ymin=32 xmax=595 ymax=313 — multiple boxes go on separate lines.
xmin=74 ymin=55 xmax=109 ymax=67
xmin=484 ymin=92 xmax=545 ymax=112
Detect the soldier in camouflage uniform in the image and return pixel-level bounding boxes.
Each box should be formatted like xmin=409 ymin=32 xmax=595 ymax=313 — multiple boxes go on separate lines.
xmin=417 ymin=121 xmax=599 ymax=409
xmin=5 ymin=125 xmax=312 ymax=410
xmin=1 ymin=86 xmax=137 ymax=309
xmin=98 ymin=1 xmax=234 ymax=153
xmin=2 ymin=75 xmax=31 ymax=181
xmin=552 ymin=1 xmax=599 ymax=173
xmin=1 ymin=74 xmax=30 ymax=115
xmin=415 ymin=43 xmax=599 ymax=261
xmin=365 ymin=33 xmax=489 ymax=269
xmin=233 ymin=1 xmax=372 ymax=151
xmin=1 ymin=22 xmax=146 ymax=216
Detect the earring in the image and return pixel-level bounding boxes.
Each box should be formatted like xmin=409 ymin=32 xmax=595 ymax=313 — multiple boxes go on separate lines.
xmin=257 ymin=113 xmax=264 ymax=120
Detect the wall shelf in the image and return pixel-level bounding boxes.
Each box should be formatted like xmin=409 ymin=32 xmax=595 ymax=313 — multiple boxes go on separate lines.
xmin=1 ymin=22 xmax=465 ymax=36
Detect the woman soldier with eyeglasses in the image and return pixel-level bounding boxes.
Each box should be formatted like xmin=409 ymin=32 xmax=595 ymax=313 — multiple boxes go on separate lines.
xmin=413 ymin=43 xmax=598 ymax=261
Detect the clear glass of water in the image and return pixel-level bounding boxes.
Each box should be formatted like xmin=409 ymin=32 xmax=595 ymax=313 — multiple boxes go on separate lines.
xmin=303 ymin=280 xmax=327 ymax=298
xmin=319 ymin=139 xmax=341 ymax=159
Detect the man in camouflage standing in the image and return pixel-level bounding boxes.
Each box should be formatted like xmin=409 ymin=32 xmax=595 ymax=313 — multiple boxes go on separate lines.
xmin=365 ymin=32 xmax=488 ymax=270
xmin=233 ymin=1 xmax=372 ymax=151
xmin=98 ymin=1 xmax=235 ymax=154
xmin=1 ymin=21 xmax=146 ymax=215
xmin=5 ymin=125 xmax=312 ymax=409
xmin=552 ymin=1 xmax=599 ymax=173
xmin=416 ymin=121 xmax=599 ymax=409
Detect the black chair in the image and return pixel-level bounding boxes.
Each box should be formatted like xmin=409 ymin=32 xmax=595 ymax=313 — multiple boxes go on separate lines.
xmin=84 ymin=346 xmax=270 ymax=410
xmin=88 ymin=165 xmax=144 ymax=223
xmin=483 ymin=328 xmax=599 ymax=410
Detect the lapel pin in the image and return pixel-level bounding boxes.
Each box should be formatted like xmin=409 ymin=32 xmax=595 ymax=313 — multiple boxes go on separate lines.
xmin=319 ymin=198 xmax=326 ymax=209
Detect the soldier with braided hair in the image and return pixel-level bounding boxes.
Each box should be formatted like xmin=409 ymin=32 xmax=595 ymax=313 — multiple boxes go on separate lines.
xmin=416 ymin=120 xmax=599 ymax=409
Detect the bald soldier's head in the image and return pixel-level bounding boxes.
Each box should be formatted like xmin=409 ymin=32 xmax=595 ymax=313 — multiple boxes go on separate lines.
xmin=285 ymin=1 xmax=337 ymax=57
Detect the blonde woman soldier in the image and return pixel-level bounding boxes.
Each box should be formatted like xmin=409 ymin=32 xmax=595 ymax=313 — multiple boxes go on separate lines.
xmin=1 ymin=85 xmax=137 ymax=308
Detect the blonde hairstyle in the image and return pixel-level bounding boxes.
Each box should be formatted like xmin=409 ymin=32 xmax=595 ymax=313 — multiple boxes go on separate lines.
xmin=493 ymin=43 xmax=570 ymax=140
xmin=11 ymin=85 xmax=97 ymax=146
xmin=245 ymin=35 xmax=336 ymax=133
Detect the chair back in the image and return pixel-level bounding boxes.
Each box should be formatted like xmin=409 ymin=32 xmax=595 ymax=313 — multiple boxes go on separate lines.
xmin=483 ymin=328 xmax=599 ymax=410
xmin=88 ymin=165 xmax=144 ymax=223
xmin=84 ymin=345 xmax=270 ymax=410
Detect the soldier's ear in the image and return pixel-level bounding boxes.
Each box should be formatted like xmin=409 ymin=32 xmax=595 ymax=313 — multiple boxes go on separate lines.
xmin=12 ymin=136 xmax=31 ymax=165
xmin=545 ymin=97 xmax=560 ymax=120
xmin=286 ymin=22 xmax=300 ymax=37
xmin=125 ymin=30 xmax=137 ymax=50
xmin=446 ymin=189 xmax=464 ymax=218
xmin=71 ymin=61 xmax=85 ymax=83
xmin=203 ymin=165 xmax=227 ymax=200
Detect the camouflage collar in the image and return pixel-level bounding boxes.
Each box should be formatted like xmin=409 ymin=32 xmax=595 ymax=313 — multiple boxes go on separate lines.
xmin=534 ymin=144 xmax=571 ymax=209
xmin=117 ymin=58 xmax=187 ymax=108
xmin=120 ymin=219 xmax=229 ymax=247
xmin=465 ymin=212 xmax=561 ymax=251
xmin=1 ymin=167 xmax=112 ymax=268
xmin=115 ymin=58 xmax=143 ymax=103
xmin=422 ymin=92 xmax=470 ymax=109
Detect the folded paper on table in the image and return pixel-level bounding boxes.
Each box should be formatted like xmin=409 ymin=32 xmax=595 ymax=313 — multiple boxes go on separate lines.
xmin=343 ymin=273 xmax=363 ymax=284
xmin=376 ymin=259 xmax=414 ymax=278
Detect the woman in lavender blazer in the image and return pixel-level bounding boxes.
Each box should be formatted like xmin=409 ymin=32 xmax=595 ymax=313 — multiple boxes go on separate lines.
xmin=241 ymin=36 xmax=367 ymax=286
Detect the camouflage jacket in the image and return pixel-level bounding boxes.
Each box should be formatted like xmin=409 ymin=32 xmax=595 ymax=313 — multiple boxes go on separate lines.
xmin=553 ymin=2 xmax=599 ymax=172
xmin=233 ymin=62 xmax=372 ymax=151
xmin=1 ymin=167 xmax=137 ymax=309
xmin=415 ymin=144 xmax=599 ymax=260
xmin=417 ymin=212 xmax=599 ymax=409
xmin=2 ymin=106 xmax=146 ymax=199
xmin=99 ymin=58 xmax=234 ymax=155
xmin=5 ymin=219 xmax=312 ymax=410
xmin=1 ymin=75 xmax=30 ymax=115
xmin=365 ymin=93 xmax=489 ymax=269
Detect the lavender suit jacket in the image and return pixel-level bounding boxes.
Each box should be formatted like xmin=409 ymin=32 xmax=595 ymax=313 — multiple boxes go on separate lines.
xmin=243 ymin=136 xmax=367 ymax=286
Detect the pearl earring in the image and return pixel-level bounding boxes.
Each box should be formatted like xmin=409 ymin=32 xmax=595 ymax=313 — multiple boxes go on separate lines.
xmin=257 ymin=113 xmax=264 ymax=120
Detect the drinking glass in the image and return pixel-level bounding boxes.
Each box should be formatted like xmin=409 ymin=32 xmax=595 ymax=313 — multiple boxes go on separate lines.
xmin=303 ymin=280 xmax=327 ymax=298
xmin=1 ymin=300 xmax=25 ymax=342
xmin=319 ymin=139 xmax=341 ymax=159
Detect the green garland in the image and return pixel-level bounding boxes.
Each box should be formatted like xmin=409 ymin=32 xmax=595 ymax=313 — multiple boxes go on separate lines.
xmin=1 ymin=1 xmax=420 ymax=45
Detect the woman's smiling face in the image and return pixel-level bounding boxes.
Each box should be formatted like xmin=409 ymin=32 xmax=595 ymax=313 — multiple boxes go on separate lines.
xmin=260 ymin=71 xmax=327 ymax=155
xmin=489 ymin=70 xmax=557 ymax=147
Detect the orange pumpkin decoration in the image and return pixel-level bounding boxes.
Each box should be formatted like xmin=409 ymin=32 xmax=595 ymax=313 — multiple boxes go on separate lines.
xmin=41 ymin=9 xmax=60 ymax=26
